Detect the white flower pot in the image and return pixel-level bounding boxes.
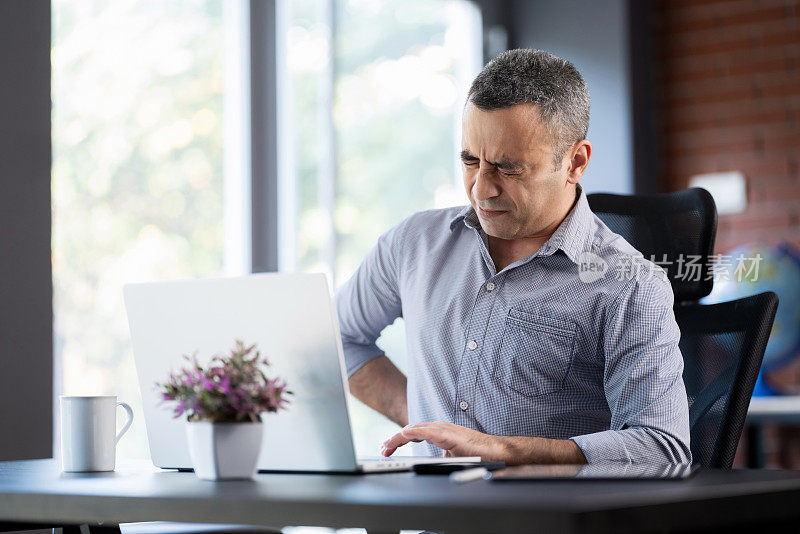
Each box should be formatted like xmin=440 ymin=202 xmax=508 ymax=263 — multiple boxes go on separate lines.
xmin=185 ymin=421 xmax=264 ymax=480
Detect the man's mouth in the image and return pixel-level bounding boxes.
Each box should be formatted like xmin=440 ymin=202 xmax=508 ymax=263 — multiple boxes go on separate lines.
xmin=477 ymin=206 xmax=508 ymax=219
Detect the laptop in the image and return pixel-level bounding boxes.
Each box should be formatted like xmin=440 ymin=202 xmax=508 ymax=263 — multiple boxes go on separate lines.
xmin=123 ymin=273 xmax=479 ymax=473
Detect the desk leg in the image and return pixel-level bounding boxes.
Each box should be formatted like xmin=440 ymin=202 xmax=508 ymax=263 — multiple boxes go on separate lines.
xmin=747 ymin=424 xmax=766 ymax=468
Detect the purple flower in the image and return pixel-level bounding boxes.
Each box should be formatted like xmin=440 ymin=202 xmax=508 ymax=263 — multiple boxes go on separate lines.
xmin=156 ymin=340 xmax=291 ymax=422
xmin=219 ymin=377 xmax=231 ymax=394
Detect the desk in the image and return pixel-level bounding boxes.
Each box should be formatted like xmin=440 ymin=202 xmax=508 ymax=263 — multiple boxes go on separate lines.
xmin=2 ymin=460 xmax=800 ymax=533
xmin=746 ymin=396 xmax=800 ymax=468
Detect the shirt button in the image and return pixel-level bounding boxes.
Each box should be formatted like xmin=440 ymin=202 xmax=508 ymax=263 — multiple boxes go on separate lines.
xmin=459 ymin=400 xmax=469 ymax=411
xmin=486 ymin=282 xmax=496 ymax=291
xmin=467 ymin=340 xmax=478 ymax=350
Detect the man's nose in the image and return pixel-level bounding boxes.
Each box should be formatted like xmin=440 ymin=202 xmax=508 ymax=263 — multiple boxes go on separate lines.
xmin=472 ymin=163 xmax=501 ymax=201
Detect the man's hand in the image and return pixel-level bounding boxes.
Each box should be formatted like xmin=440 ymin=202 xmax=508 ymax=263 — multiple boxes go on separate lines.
xmin=381 ymin=421 xmax=588 ymax=465
xmin=382 ymin=421 xmax=503 ymax=459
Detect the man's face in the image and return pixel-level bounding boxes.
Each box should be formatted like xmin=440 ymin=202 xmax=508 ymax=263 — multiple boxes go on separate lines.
xmin=461 ymin=102 xmax=574 ymax=241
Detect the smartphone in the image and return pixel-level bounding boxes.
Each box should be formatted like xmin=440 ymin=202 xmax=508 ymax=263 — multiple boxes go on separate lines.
xmin=412 ymin=461 xmax=506 ymax=474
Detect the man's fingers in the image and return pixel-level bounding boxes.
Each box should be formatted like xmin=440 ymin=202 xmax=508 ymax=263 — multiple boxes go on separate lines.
xmin=385 ymin=424 xmax=434 ymax=445
xmin=382 ymin=431 xmax=411 ymax=454
xmin=381 ymin=422 xmax=461 ymax=456
xmin=381 ymin=427 xmax=424 ymax=456
xmin=381 ymin=439 xmax=403 ymax=456
xmin=400 ymin=426 xmax=436 ymax=440
xmin=401 ymin=425 xmax=454 ymax=450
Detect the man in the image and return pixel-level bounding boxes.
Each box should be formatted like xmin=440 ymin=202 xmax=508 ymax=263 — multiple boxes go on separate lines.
xmin=335 ymin=49 xmax=691 ymax=465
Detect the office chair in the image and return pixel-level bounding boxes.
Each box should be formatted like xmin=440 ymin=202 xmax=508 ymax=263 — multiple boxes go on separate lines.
xmin=587 ymin=187 xmax=717 ymax=302
xmin=588 ymin=188 xmax=779 ymax=468
xmin=676 ymin=291 xmax=779 ymax=468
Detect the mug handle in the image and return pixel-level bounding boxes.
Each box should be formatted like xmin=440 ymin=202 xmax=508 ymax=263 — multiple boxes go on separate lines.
xmin=116 ymin=402 xmax=134 ymax=443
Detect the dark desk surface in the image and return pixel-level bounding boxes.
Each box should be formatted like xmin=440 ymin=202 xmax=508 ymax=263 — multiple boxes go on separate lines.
xmin=2 ymin=460 xmax=800 ymax=534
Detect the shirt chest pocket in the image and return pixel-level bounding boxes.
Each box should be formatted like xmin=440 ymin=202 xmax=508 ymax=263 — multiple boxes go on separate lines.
xmin=496 ymin=309 xmax=577 ymax=397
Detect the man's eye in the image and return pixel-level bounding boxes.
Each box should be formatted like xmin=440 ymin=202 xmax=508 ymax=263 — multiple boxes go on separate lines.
xmin=462 ymin=161 xmax=479 ymax=166
xmin=499 ymin=169 xmax=522 ymax=176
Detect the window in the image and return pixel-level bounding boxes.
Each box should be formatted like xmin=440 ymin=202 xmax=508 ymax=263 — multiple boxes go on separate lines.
xmin=52 ymin=0 xmax=230 ymax=458
xmin=52 ymin=0 xmax=481 ymax=460
xmin=284 ymin=0 xmax=482 ymax=455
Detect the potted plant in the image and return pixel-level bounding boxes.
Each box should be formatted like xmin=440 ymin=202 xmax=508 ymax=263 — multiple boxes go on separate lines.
xmin=157 ymin=340 xmax=291 ymax=480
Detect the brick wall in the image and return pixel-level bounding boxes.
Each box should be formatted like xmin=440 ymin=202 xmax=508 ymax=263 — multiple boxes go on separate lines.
xmin=655 ymin=0 xmax=800 ymax=254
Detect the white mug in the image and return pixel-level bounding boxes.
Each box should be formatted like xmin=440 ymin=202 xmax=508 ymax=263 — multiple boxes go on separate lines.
xmin=60 ymin=395 xmax=133 ymax=472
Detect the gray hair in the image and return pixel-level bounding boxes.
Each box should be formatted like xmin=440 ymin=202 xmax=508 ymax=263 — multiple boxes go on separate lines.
xmin=467 ymin=49 xmax=590 ymax=166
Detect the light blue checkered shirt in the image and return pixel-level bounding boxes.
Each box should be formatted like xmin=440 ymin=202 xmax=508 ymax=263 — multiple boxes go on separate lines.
xmin=336 ymin=185 xmax=691 ymax=464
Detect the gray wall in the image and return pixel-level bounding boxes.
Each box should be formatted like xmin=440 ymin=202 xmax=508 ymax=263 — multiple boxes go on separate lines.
xmin=0 ymin=0 xmax=53 ymax=461
xmin=481 ymin=0 xmax=634 ymax=194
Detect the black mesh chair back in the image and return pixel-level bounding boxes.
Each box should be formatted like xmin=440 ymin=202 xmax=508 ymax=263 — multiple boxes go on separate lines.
xmin=587 ymin=188 xmax=717 ymax=302
xmin=677 ymin=291 xmax=779 ymax=468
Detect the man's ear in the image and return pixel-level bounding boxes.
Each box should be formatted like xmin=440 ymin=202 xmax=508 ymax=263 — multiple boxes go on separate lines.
xmin=566 ymin=140 xmax=592 ymax=184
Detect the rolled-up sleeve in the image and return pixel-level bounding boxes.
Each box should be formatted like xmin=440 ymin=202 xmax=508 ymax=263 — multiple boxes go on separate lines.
xmin=570 ymin=272 xmax=692 ymax=465
xmin=335 ymin=220 xmax=406 ymax=377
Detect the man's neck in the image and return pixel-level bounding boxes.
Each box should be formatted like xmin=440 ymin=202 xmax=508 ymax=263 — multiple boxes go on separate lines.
xmin=487 ymin=234 xmax=549 ymax=272
xmin=487 ymin=188 xmax=580 ymax=272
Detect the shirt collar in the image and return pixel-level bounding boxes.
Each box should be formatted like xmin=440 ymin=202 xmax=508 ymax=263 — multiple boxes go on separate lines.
xmin=449 ymin=184 xmax=594 ymax=265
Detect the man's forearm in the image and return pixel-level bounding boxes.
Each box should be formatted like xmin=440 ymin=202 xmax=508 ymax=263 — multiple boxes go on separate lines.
xmin=348 ymin=355 xmax=408 ymax=427
xmin=496 ymin=436 xmax=587 ymax=465
xmin=382 ymin=421 xmax=587 ymax=464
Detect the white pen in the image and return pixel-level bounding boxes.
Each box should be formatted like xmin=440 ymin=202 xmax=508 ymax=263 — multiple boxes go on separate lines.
xmin=450 ymin=467 xmax=489 ymax=484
